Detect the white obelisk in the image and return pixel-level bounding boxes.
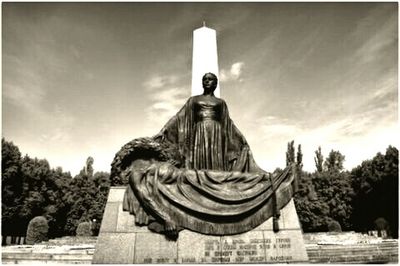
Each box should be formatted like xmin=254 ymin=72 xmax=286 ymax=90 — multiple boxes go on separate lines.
xmin=191 ymin=23 xmax=220 ymax=97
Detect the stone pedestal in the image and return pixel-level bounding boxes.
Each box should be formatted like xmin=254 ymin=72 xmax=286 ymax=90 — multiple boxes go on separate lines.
xmin=93 ymin=187 xmax=308 ymax=264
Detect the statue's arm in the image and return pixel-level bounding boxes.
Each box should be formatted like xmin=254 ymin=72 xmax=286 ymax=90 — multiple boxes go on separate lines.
xmin=221 ymin=99 xmax=248 ymax=146
xmin=153 ymin=116 xmax=177 ymax=141
xmin=153 ymin=97 xmax=192 ymax=141
xmin=232 ymin=122 xmax=248 ymax=146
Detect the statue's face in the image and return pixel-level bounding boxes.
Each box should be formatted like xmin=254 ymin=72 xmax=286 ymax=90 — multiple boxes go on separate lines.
xmin=202 ymin=73 xmax=218 ymax=91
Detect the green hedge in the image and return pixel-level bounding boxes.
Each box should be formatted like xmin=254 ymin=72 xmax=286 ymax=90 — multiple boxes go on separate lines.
xmin=76 ymin=222 xmax=92 ymax=236
xmin=26 ymin=216 xmax=48 ymax=244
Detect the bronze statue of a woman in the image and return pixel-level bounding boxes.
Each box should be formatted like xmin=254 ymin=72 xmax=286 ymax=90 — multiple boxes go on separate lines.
xmin=111 ymin=73 xmax=297 ymax=239
xmin=154 ymin=72 xmax=261 ymax=173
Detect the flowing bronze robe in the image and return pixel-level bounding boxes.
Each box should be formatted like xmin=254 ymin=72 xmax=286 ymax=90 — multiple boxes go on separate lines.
xmin=118 ymin=96 xmax=296 ymax=236
xmin=156 ymin=96 xmax=263 ymax=173
xmin=123 ymin=162 xmax=295 ymax=235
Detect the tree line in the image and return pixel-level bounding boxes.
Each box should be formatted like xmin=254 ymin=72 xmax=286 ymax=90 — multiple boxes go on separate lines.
xmin=286 ymin=141 xmax=398 ymax=238
xmin=1 ymin=138 xmax=398 ymax=239
xmin=2 ymin=138 xmax=110 ymax=240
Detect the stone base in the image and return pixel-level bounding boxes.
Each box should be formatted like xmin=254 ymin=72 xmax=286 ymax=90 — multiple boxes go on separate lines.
xmin=93 ymin=187 xmax=308 ymax=264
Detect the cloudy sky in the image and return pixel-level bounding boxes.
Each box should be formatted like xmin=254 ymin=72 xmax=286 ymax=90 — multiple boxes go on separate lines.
xmin=3 ymin=2 xmax=398 ymax=175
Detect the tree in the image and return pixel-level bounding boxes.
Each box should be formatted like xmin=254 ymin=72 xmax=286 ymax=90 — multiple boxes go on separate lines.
xmin=312 ymin=150 xmax=353 ymax=230
xmin=17 ymin=155 xmax=73 ymax=238
xmin=294 ymin=171 xmax=330 ymax=232
xmin=286 ymin=140 xmax=295 ymax=166
xmin=84 ymin=157 xmax=94 ymax=177
xmin=350 ymin=146 xmax=398 ymax=237
xmin=324 ymin=150 xmax=345 ymax=172
xmin=314 ymin=146 xmax=324 ymax=173
xmin=296 ymin=144 xmax=303 ymax=172
xmin=1 ymin=139 xmax=111 ymax=238
xmin=297 ymin=148 xmax=354 ymax=231
xmin=63 ymin=172 xmax=96 ymax=235
xmin=2 ymin=138 xmax=73 ymax=238
xmin=91 ymin=171 xmax=110 ymax=235
xmin=45 ymin=167 xmax=72 ymax=238
xmin=313 ymin=169 xmax=354 ymax=230
xmin=63 ymin=158 xmax=110 ymax=236
xmin=296 ymin=144 xmax=397 ymax=235
xmin=2 ymin=139 xmax=24 ymax=237
xmin=19 ymin=157 xmax=53 ymax=226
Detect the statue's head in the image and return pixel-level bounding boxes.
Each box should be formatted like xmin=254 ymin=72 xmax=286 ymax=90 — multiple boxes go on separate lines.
xmin=202 ymin=72 xmax=218 ymax=93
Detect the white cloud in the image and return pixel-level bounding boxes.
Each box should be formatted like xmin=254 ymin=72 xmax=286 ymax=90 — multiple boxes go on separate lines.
xmin=3 ymin=53 xmax=47 ymax=114
xmin=230 ymin=62 xmax=244 ymax=78
xmin=38 ymin=105 xmax=75 ymax=143
xmin=3 ymin=53 xmax=76 ymax=146
xmin=369 ymin=73 xmax=397 ymax=101
xmin=248 ymin=113 xmax=398 ymax=174
xmin=352 ymin=5 xmax=397 ymax=64
xmin=296 ymin=122 xmax=398 ymax=173
xmin=143 ymin=73 xmax=189 ymax=132
xmin=220 ymin=62 xmax=245 ymax=82
xmin=3 ymin=84 xmax=45 ymax=114
xmin=143 ymin=75 xmax=179 ymax=90
xmin=145 ymin=88 xmax=188 ymax=134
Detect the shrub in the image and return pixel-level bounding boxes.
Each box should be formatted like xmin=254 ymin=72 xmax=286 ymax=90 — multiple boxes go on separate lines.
xmin=327 ymin=220 xmax=342 ymax=232
xmin=25 ymin=216 xmax=49 ymax=244
xmin=374 ymin=217 xmax=390 ymax=238
xmin=76 ymin=222 xmax=92 ymax=236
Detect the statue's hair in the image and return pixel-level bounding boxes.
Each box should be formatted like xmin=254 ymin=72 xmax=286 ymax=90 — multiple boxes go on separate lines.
xmin=202 ymin=72 xmax=218 ymax=84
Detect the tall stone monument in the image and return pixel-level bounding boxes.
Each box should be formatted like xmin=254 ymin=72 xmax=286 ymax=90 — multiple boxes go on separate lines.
xmin=93 ymin=25 xmax=308 ymax=264
xmin=191 ymin=23 xmax=220 ymax=97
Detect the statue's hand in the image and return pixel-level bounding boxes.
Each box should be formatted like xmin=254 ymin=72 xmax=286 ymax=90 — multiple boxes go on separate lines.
xmin=164 ymin=220 xmax=178 ymax=239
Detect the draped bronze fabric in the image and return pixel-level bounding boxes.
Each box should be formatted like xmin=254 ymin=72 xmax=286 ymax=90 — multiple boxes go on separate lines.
xmin=156 ymin=96 xmax=262 ymax=173
xmin=117 ymin=95 xmax=297 ymax=236
xmin=123 ymin=162 xmax=295 ymax=235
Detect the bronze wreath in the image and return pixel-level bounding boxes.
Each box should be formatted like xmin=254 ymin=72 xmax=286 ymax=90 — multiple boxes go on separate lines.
xmin=110 ymin=137 xmax=184 ymax=186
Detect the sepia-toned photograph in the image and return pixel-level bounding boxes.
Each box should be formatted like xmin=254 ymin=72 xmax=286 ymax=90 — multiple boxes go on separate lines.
xmin=2 ymin=2 xmax=398 ymax=264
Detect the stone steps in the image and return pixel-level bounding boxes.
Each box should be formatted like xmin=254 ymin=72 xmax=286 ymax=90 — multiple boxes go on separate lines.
xmin=305 ymin=241 xmax=398 ymax=263
xmin=1 ymin=244 xmax=95 ymax=264
xmin=46 ymin=236 xmax=98 ymax=246
xmin=303 ymin=232 xmax=398 ymax=263
xmin=2 ymin=235 xmax=398 ymax=264
xmin=307 ymin=244 xmax=398 ymax=251
xmin=307 ymin=249 xmax=398 ymax=256
xmin=307 ymin=254 xmax=398 ymax=264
